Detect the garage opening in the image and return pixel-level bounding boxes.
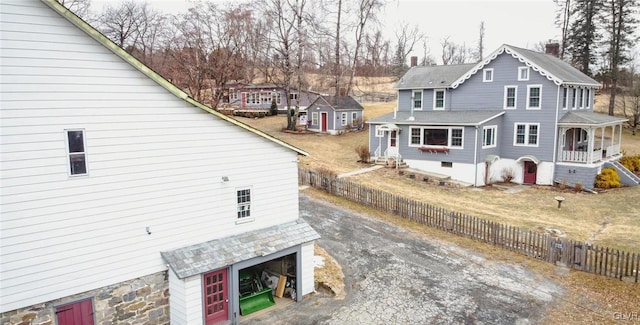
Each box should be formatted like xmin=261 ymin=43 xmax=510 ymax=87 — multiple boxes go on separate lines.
xmin=238 ymin=253 xmax=297 ymax=317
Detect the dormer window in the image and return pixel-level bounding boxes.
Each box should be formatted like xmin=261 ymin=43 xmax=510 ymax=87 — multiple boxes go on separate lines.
xmin=518 ymin=66 xmax=529 ymax=81
xmin=483 ymin=68 xmax=494 ymax=82
xmin=433 ymin=90 xmax=445 ymax=110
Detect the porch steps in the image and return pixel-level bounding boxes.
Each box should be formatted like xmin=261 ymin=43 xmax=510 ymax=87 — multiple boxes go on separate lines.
xmin=373 ymin=157 xmax=408 ymax=168
xmin=607 ymin=161 xmax=640 ymax=186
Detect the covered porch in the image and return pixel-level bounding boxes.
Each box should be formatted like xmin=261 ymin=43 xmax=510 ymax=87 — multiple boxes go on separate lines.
xmin=557 ymin=112 xmax=627 ymax=164
xmin=372 ymin=123 xmax=402 ymax=166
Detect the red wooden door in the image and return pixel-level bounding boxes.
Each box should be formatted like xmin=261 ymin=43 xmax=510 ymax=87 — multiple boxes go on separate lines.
xmin=204 ymin=269 xmax=228 ymax=325
xmin=56 ymin=298 xmax=94 ymax=325
xmin=321 ymin=113 xmax=328 ymax=132
xmin=523 ymin=161 xmax=537 ymax=184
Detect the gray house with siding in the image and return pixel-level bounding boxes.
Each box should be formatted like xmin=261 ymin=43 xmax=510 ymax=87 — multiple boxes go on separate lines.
xmin=307 ymin=95 xmax=365 ymax=134
xmin=224 ymin=83 xmax=321 ymax=114
xmin=367 ymin=44 xmax=638 ymax=188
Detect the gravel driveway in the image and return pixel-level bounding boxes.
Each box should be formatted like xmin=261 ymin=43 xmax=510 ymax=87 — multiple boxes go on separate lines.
xmin=244 ymin=194 xmax=564 ymax=324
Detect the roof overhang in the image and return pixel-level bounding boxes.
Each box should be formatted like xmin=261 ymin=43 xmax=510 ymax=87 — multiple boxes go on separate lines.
xmin=485 ymin=154 xmax=500 ymax=163
xmin=161 ymin=219 xmax=320 ymax=279
xmin=41 ymin=0 xmax=308 ymax=157
xmin=378 ymin=123 xmax=400 ymax=131
xmin=516 ymin=155 xmax=540 ymax=164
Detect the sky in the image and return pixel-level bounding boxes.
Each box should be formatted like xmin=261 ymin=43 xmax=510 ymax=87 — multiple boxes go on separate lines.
xmin=90 ymin=0 xmax=636 ymax=66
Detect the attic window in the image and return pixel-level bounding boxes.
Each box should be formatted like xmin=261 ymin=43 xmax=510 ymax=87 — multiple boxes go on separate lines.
xmin=483 ymin=68 xmax=494 ymax=82
xmin=518 ymin=67 xmax=529 ymax=81
xmin=66 ymin=129 xmax=88 ymax=176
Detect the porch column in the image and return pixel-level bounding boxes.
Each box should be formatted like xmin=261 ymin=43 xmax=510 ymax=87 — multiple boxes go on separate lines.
xmin=588 ymin=128 xmax=595 ymax=163
xmin=600 ymin=126 xmax=605 ymax=151
xmin=558 ymin=127 xmax=567 ymax=161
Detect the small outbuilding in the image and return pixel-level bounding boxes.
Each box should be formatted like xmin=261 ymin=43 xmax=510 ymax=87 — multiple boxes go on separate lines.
xmin=306 ymin=96 xmax=364 ymax=134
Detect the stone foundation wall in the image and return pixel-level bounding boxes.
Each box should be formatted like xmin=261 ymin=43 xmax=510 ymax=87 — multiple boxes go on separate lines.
xmin=1 ymin=271 xmax=170 ymax=325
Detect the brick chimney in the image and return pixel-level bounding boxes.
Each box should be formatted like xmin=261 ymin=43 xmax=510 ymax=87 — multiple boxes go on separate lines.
xmin=545 ymin=41 xmax=560 ymax=57
xmin=410 ymin=56 xmax=418 ymax=67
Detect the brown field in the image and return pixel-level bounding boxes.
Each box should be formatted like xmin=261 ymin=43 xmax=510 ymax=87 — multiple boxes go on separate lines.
xmin=240 ymin=98 xmax=640 ymax=253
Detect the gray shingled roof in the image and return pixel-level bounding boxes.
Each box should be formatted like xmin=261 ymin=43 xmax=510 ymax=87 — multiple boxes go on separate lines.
xmin=366 ymin=110 xmax=504 ymax=125
xmin=161 ymin=219 xmax=320 ymax=279
xmin=506 ymin=45 xmax=600 ymax=87
xmin=311 ymin=95 xmax=364 ymax=111
xmin=558 ymin=111 xmax=628 ymax=126
xmin=395 ymin=64 xmax=475 ymax=90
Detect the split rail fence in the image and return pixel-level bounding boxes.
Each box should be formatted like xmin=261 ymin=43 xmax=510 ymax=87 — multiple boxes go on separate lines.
xmin=299 ymin=168 xmax=639 ymax=283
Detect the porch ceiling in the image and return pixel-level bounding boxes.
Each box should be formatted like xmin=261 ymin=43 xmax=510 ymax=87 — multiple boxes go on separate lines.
xmin=558 ymin=111 xmax=628 ymax=127
xmin=161 ymin=219 xmax=320 ymax=279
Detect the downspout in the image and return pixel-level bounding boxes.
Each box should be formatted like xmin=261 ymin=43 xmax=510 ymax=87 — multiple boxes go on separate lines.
xmin=553 ymin=85 xmax=560 ymax=177
xmin=473 ymin=125 xmax=479 ymax=186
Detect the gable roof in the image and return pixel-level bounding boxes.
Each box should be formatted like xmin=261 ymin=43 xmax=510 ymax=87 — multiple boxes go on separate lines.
xmin=310 ymin=95 xmax=364 ymax=111
xmin=42 ymin=0 xmax=308 ymax=156
xmin=395 ymin=64 xmax=476 ymax=90
xmin=451 ymin=44 xmax=601 ymax=89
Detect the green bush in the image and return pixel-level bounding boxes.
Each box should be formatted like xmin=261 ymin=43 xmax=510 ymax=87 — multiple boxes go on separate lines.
xmin=619 ymin=155 xmax=640 ymax=173
xmin=595 ymin=167 xmax=621 ymax=189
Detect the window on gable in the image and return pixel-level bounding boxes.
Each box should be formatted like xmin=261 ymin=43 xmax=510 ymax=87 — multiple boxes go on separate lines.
xmin=504 ymin=86 xmax=517 ymax=109
xmin=412 ymin=90 xmax=422 ymax=110
xmin=483 ymin=125 xmax=497 ymax=148
xmin=518 ymin=67 xmax=529 ymax=81
xmin=66 ymin=129 xmax=87 ymax=176
xmin=562 ymin=87 xmax=568 ymax=109
xmin=237 ymin=188 xmax=251 ymax=219
xmin=526 ymin=85 xmax=541 ymax=109
xmin=434 ymin=90 xmax=445 ymax=110
xmin=514 ymin=123 xmax=539 ymax=146
xmin=483 ymin=68 xmax=494 ymax=82
xmin=341 ymin=112 xmax=348 ymax=126
xmin=311 ymin=112 xmax=318 ymax=125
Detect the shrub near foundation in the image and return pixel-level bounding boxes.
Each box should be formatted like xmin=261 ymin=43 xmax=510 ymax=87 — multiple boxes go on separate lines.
xmin=595 ymin=167 xmax=621 ymax=189
xmin=619 ymin=155 xmax=640 ymax=173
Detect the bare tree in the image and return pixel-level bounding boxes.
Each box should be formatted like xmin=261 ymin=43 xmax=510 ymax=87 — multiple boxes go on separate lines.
xmin=345 ymin=0 xmax=383 ymax=96
xmin=476 ymin=21 xmax=485 ymax=62
xmin=553 ymin=0 xmax=572 ymax=59
xmin=57 ymin=0 xmax=91 ymax=18
xmin=392 ymin=23 xmax=424 ymax=76
xmin=96 ymin=0 xmax=143 ymax=48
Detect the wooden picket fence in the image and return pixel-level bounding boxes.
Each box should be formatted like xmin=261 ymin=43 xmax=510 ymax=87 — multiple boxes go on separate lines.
xmin=299 ymin=168 xmax=639 ymax=283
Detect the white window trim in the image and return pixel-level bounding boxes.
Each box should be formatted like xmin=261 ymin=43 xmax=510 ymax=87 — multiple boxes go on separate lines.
xmin=482 ymin=125 xmax=497 ymax=149
xmin=513 ymin=122 xmax=540 ymax=147
xmin=407 ymin=126 xmax=464 ymax=149
xmin=412 ymin=90 xmax=423 ymax=111
xmin=561 ymin=87 xmax=568 ymax=110
xmin=503 ymin=85 xmax=517 ymax=110
xmin=518 ymin=66 xmax=529 ymax=81
xmin=311 ymin=112 xmax=318 ymax=125
xmin=65 ymin=129 xmax=88 ymax=177
xmin=236 ymin=187 xmax=252 ymax=220
xmin=375 ymin=125 xmax=384 ymax=137
xmin=483 ymin=68 xmax=494 ymax=82
xmin=571 ymin=88 xmax=577 ymax=110
xmin=585 ymin=89 xmax=591 ymax=109
xmin=526 ymin=84 xmax=542 ymax=110
xmin=341 ymin=112 xmax=348 ymax=126
xmin=433 ymin=89 xmax=446 ymax=110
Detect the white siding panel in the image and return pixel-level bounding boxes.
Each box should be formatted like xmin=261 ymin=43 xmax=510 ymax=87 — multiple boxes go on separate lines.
xmin=0 ymin=0 xmax=302 ymax=313
xmin=300 ymin=242 xmax=316 ymax=295
xmin=169 ymin=269 xmax=188 ymax=325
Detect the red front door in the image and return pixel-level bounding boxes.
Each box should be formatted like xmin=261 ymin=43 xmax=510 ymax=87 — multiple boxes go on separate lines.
xmin=55 ymin=298 xmax=94 ymax=325
xmin=321 ymin=113 xmax=328 ymax=132
xmin=204 ymin=269 xmax=229 ymax=325
xmin=523 ymin=161 xmax=537 ymax=184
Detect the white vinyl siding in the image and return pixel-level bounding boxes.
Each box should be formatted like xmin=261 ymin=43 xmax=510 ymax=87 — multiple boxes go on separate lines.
xmin=483 ymin=68 xmax=493 ymax=82
xmin=0 ymin=1 xmax=302 ymax=313
xmin=513 ymin=123 xmax=540 ymax=147
xmin=526 ymin=85 xmax=542 ymax=110
xmin=412 ymin=90 xmax=423 ymax=110
xmin=433 ymin=90 xmax=445 ymax=110
xmin=300 ymin=242 xmax=315 ymax=296
xmin=482 ymin=125 xmax=497 ymax=148
xmin=503 ymin=86 xmax=517 ymax=110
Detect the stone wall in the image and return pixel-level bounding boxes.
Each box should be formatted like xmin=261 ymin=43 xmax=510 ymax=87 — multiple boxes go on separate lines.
xmin=1 ymin=271 xmax=170 ymax=325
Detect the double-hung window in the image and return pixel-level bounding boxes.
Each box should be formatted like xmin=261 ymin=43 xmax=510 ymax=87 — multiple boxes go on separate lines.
xmin=562 ymin=88 xmax=568 ymax=109
xmin=482 ymin=125 xmax=497 ymax=148
xmin=412 ymin=90 xmax=423 ymax=110
xmin=433 ymin=90 xmax=445 ymax=110
xmin=311 ymin=112 xmax=318 ymax=125
xmin=341 ymin=112 xmax=348 ymax=126
xmin=237 ymin=188 xmax=251 ymax=219
xmin=579 ymin=89 xmax=584 ymax=109
xmin=526 ymin=85 xmax=542 ymax=109
xmin=571 ymin=89 xmax=577 ymax=109
xmin=483 ymin=68 xmax=494 ymax=82
xmin=66 ymin=129 xmax=87 ymax=176
xmin=585 ymin=89 xmax=591 ymax=109
xmin=504 ymin=86 xmax=517 ymax=109
xmin=514 ymin=123 xmax=539 ymax=146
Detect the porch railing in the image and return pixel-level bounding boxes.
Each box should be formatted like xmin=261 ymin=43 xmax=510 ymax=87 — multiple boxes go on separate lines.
xmin=374 ymin=146 xmax=381 ymax=158
xmin=605 ymin=144 xmax=621 ymax=158
xmin=561 ymin=149 xmax=603 ymax=163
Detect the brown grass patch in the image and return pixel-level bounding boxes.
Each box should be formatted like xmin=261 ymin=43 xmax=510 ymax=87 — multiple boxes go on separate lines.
xmin=313 ymin=243 xmax=345 ymax=299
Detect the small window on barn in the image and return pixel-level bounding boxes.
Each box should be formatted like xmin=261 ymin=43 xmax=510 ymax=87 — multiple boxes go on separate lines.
xmin=66 ymin=129 xmax=87 ymax=176
xmin=441 ymin=161 xmax=453 ymax=168
xmin=237 ymin=188 xmax=251 ymax=219
xmin=341 ymin=113 xmax=348 ymax=126
xmin=289 ymin=93 xmax=299 ymax=101
xmin=311 ymin=112 xmax=318 ymax=125
xmin=351 ymin=112 xmax=358 ymax=127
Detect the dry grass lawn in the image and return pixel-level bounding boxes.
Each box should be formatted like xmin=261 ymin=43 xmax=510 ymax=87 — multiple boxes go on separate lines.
xmin=240 ymin=99 xmax=640 ymax=252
